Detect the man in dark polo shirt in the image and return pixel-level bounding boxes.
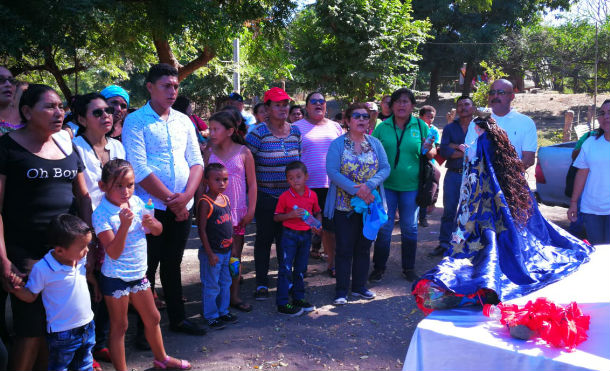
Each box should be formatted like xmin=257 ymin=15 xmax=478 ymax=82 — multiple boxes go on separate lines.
xmin=430 ymin=96 xmax=474 ymax=257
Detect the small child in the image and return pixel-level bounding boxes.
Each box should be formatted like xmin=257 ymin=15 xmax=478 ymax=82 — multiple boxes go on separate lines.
xmin=9 ymin=214 xmax=96 ymax=371
xmin=273 ymin=161 xmax=322 ymax=316
xmin=197 ymin=163 xmax=239 ymax=330
xmin=92 ymin=159 xmax=191 ymax=371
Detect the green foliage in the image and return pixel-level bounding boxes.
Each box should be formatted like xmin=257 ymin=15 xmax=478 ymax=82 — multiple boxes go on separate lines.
xmin=0 ymin=0 xmax=296 ymax=101
xmin=289 ymin=0 xmax=431 ymax=101
xmin=471 ymin=61 xmax=507 ymax=107
xmin=412 ymin=0 xmax=572 ymax=97
xmin=492 ymin=17 xmax=610 ymax=93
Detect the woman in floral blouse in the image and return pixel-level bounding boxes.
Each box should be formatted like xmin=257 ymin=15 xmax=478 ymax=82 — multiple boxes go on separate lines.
xmin=324 ymin=103 xmax=390 ymax=306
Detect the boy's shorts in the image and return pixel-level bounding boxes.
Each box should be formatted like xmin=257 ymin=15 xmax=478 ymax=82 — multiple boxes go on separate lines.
xmin=100 ymin=275 xmax=150 ymax=299
xmin=47 ymin=320 xmax=95 ymax=371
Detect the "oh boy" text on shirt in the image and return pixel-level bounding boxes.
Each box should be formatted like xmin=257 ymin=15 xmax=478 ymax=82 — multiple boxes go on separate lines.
xmin=26 ymin=167 xmax=78 ymax=179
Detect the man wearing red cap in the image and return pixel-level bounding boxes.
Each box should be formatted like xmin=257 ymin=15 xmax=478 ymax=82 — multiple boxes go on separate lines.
xmin=245 ymin=88 xmax=302 ymax=307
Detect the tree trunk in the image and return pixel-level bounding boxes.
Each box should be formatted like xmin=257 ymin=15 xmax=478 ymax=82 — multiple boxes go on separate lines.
xmin=153 ymin=37 xmax=216 ymax=82
xmin=428 ymin=65 xmax=440 ymax=102
xmin=44 ymin=48 xmax=73 ymax=101
xmin=461 ymin=61 xmax=476 ymax=96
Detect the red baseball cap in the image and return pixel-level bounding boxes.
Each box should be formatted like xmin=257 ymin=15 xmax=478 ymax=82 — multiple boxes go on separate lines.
xmin=263 ymin=87 xmax=292 ymax=103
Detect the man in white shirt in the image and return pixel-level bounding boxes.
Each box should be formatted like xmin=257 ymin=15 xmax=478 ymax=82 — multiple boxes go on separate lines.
xmin=122 ymin=63 xmax=205 ymax=336
xmin=465 ymin=79 xmax=537 ymax=169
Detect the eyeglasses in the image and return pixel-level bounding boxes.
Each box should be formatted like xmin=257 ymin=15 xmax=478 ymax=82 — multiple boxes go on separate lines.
xmin=351 ymin=113 xmax=370 ymax=120
xmin=488 ymin=89 xmax=508 ymax=96
xmin=91 ymin=107 xmax=115 ymax=118
xmin=309 ymin=99 xmax=325 ymax=105
xmin=0 ymin=76 xmax=17 ymax=85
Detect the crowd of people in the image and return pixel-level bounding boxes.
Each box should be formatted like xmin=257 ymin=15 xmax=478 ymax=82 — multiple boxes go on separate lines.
xmin=0 ymin=62 xmax=608 ymax=371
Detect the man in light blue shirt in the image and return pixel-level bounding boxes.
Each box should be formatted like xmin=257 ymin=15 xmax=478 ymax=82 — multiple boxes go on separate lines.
xmin=122 ymin=63 xmax=205 ymax=337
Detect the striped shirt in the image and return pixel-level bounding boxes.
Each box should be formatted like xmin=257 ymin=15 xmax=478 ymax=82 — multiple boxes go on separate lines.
xmin=245 ymin=123 xmax=301 ymax=197
xmin=293 ymin=118 xmax=343 ymax=188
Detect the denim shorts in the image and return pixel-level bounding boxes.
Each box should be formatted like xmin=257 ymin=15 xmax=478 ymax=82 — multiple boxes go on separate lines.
xmin=47 ymin=320 xmax=95 ymax=371
xmin=100 ymin=275 xmax=150 ymax=299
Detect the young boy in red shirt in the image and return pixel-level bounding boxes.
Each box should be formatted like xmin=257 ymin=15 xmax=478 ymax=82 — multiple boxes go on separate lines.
xmin=274 ymin=161 xmax=322 ymax=316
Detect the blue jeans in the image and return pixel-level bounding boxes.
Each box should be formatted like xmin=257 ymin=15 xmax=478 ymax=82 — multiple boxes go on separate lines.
xmin=334 ymin=210 xmax=372 ymax=298
xmin=582 ymin=213 xmax=610 ymax=245
xmin=199 ymin=250 xmax=232 ymax=320
xmin=276 ymin=228 xmax=312 ymax=305
xmin=47 ymin=321 xmax=95 ymax=371
xmin=439 ymin=170 xmax=463 ymax=249
xmin=373 ymin=189 xmax=419 ymax=271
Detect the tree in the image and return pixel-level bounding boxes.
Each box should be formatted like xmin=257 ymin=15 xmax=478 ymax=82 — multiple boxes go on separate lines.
xmin=109 ymin=0 xmax=296 ymax=82
xmin=0 ymin=0 xmax=296 ymax=100
xmin=0 ymin=0 xmax=128 ymax=100
xmin=412 ymin=0 xmax=572 ymax=100
xmin=289 ymin=0 xmax=430 ymax=101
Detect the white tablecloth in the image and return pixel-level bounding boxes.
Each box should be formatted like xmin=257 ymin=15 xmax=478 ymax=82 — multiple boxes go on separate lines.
xmin=404 ymin=245 xmax=610 ymax=371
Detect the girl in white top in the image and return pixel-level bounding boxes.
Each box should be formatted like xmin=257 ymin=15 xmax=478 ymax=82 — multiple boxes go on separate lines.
xmin=568 ymin=99 xmax=610 ymax=245
xmin=92 ymin=159 xmax=191 ymax=371
xmin=72 ymin=93 xmax=126 ymax=209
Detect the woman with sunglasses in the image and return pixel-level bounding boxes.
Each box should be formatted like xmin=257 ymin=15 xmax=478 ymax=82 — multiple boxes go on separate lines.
xmin=0 ymin=66 xmax=22 ymax=135
xmin=325 ymin=103 xmax=390 ymax=305
xmin=0 ymin=84 xmax=92 ymax=370
xmin=370 ymin=88 xmax=435 ymax=283
xmin=568 ymin=99 xmax=610 ymax=245
xmin=73 ymin=93 xmax=126 ymax=209
xmin=245 ymin=87 xmax=301 ymax=302
xmin=293 ymin=92 xmax=343 ymax=276
xmin=72 ymin=93 xmax=125 ymax=368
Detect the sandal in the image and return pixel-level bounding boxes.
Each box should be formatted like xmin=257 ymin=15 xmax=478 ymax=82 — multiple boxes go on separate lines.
xmin=93 ymin=359 xmax=102 ymax=371
xmin=230 ymin=301 xmax=253 ymax=312
xmin=327 ymin=267 xmax=336 ymax=278
xmin=153 ymin=355 xmax=192 ymax=370
xmin=93 ymin=347 xmax=111 ymax=363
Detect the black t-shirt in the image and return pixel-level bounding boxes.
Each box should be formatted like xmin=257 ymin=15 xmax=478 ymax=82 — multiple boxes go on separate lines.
xmin=0 ymin=134 xmax=85 ymax=260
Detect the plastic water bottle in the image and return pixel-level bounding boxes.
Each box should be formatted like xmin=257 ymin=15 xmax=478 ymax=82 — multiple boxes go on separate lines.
xmin=482 ymin=304 xmax=502 ymax=320
xmin=293 ymin=205 xmax=321 ymax=229
xmin=422 ymin=132 xmax=436 ymax=154
xmin=142 ymin=199 xmax=155 ymax=233
xmin=229 ymin=257 xmax=240 ymax=278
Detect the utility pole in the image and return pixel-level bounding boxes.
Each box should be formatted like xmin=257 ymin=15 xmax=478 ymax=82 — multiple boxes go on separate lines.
xmin=233 ymin=38 xmax=240 ymax=94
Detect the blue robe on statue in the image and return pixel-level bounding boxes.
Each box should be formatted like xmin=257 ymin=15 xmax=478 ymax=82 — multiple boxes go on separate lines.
xmin=418 ymin=132 xmax=593 ymax=303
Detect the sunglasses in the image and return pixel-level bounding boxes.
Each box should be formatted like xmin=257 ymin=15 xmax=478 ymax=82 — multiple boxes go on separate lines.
xmin=91 ymin=107 xmax=115 ymax=118
xmin=351 ymin=113 xmax=370 ymax=120
xmin=0 ymin=76 xmax=17 ymax=85
xmin=488 ymin=89 xmax=508 ymax=96
xmin=309 ymin=98 xmax=325 ymax=105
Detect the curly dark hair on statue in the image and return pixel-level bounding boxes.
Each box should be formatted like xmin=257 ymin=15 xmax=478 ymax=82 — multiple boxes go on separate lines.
xmin=474 ymin=117 xmax=533 ymax=226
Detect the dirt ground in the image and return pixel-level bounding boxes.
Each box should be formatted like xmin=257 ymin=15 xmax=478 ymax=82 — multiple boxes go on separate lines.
xmin=111 ymin=91 xmax=601 ymax=370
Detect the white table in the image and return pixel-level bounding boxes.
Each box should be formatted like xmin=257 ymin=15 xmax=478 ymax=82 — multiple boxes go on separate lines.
xmin=404 ymin=246 xmax=610 ymax=371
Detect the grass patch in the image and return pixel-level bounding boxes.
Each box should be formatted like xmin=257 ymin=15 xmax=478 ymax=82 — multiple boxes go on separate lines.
xmin=538 ymin=128 xmax=565 ymax=147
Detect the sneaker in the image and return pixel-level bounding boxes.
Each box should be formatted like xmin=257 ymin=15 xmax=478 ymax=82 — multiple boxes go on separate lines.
xmin=402 ymin=269 xmax=419 ymax=282
xmin=333 ymin=297 xmax=348 ymax=305
xmin=368 ymin=269 xmax=384 ymax=283
xmin=254 ymin=287 xmax=269 ymax=301
xmin=352 ymin=289 xmax=376 ymax=300
xmin=207 ymin=318 xmax=226 ymax=330
xmin=419 ymin=218 xmax=429 ymax=227
xmin=277 ymin=304 xmax=304 ymax=317
xmin=293 ymin=299 xmax=315 ymax=312
xmin=219 ymin=313 xmax=238 ymax=324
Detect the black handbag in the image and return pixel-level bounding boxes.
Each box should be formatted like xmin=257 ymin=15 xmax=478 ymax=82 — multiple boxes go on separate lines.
xmin=564 ymin=164 xmax=578 ymax=198
xmin=415 ymin=119 xmax=439 ymax=207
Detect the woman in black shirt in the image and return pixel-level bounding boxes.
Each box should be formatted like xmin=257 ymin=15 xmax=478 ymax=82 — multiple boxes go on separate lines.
xmin=0 ymin=84 xmax=91 ymax=370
